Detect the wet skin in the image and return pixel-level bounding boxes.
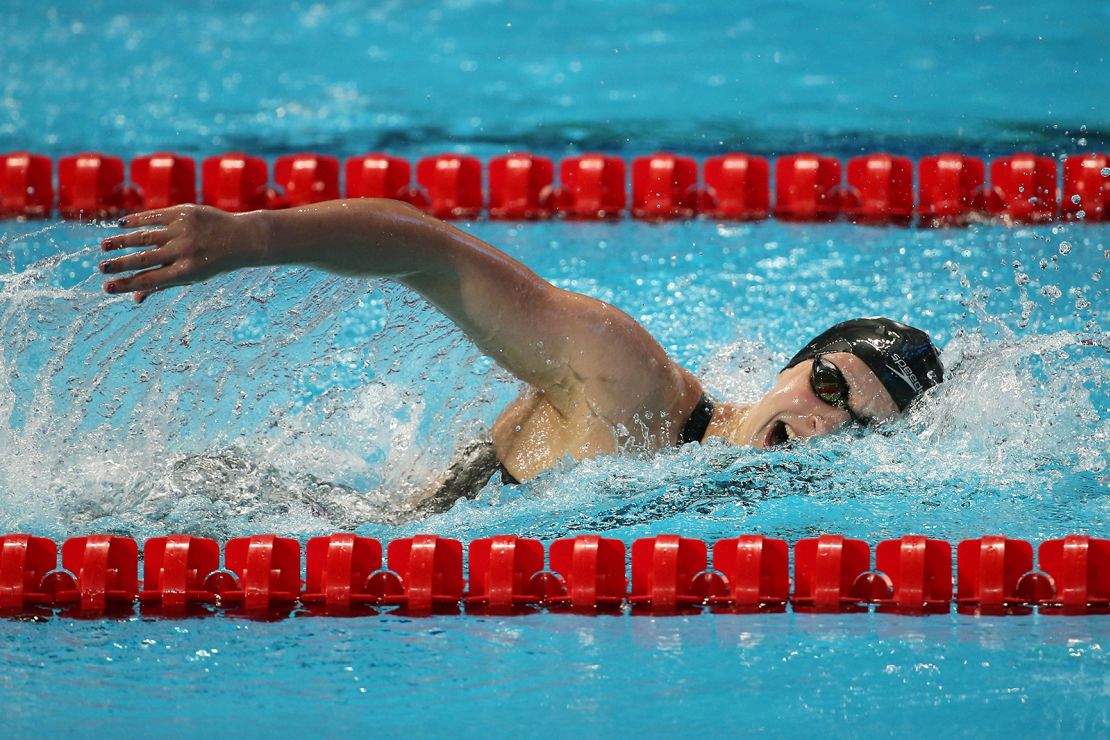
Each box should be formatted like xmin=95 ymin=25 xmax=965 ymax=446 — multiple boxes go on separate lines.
xmin=99 ymin=201 xmax=902 ymax=482
xmin=705 ymin=352 xmax=900 ymax=450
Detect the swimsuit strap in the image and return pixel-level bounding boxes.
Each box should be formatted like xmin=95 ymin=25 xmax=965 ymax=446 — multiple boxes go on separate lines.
xmin=678 ymin=393 xmax=715 ymax=445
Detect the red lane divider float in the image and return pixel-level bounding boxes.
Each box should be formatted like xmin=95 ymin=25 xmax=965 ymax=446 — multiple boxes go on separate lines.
xmin=702 ymin=153 xmax=770 ymax=221
xmin=139 ymin=535 xmax=220 ymax=613
xmin=981 ymin=153 xmax=1059 ymax=224
xmin=57 ymin=153 xmax=138 ymax=220
xmin=418 ymin=153 xmax=483 ymax=220
xmin=773 ymin=153 xmax=841 ymax=222
xmin=556 ymin=152 xmax=627 ymax=219
xmin=344 ymin=152 xmax=429 ymax=208
xmin=0 ymin=532 xmax=1106 ymax=618
xmin=1063 ymin=153 xmax=1109 ymax=221
xmin=1038 ymin=535 xmax=1110 ymax=614
xmin=708 ymin=535 xmax=790 ymax=612
xmin=841 ymin=153 xmax=915 ymax=226
xmin=465 ymin=534 xmax=547 ymax=615
xmin=202 ymin=152 xmax=284 ymax=212
xmin=372 ymin=535 xmax=466 ymax=615
xmin=216 ymin=535 xmax=301 ymax=612
xmin=0 ymin=535 xmax=57 ymax=611
xmin=629 ymin=534 xmax=714 ymax=614
xmin=302 ymin=533 xmax=382 ymax=614
xmin=131 ymin=153 xmax=197 ymax=211
xmin=488 ymin=152 xmax=555 ymax=220
xmin=547 ymin=535 xmax=627 ymax=613
xmin=871 ymin=535 xmax=953 ymax=614
xmin=51 ymin=535 xmax=139 ymax=614
xmin=0 ymin=152 xmax=53 ymax=219
xmin=631 ymin=153 xmax=702 ymax=220
xmin=791 ymin=534 xmax=872 ymax=613
xmin=2 ymin=149 xmax=1107 ymax=225
xmin=917 ymin=153 xmax=985 ymax=227
xmin=274 ymin=153 xmax=340 ymax=207
xmin=956 ymin=536 xmax=1048 ymax=615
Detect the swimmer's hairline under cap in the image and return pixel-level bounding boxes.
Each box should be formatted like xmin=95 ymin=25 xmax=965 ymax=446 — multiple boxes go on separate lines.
xmin=784 ymin=317 xmax=944 ymax=412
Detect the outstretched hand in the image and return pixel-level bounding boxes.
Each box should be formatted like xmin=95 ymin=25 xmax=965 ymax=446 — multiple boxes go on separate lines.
xmin=99 ymin=204 xmax=262 ymax=304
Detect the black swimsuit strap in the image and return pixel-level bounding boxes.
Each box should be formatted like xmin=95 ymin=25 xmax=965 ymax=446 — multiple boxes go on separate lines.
xmin=678 ymin=393 xmax=715 ymax=445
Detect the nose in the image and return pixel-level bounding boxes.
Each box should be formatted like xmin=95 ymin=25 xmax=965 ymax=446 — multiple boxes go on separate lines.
xmin=792 ymin=406 xmax=850 ymax=438
xmin=778 ymin=411 xmax=839 ymax=440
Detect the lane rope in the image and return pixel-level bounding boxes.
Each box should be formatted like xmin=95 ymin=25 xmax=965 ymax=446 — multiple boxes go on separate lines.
xmin=1 ymin=532 xmax=1107 ymax=617
xmin=2 ymin=151 xmax=1107 ymax=225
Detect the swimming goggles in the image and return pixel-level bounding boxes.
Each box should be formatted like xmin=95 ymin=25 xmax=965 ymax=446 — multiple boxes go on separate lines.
xmin=810 ymin=356 xmax=867 ymax=426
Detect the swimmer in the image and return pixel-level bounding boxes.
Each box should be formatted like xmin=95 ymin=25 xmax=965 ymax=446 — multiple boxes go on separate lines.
xmin=99 ymin=200 xmax=943 ymax=509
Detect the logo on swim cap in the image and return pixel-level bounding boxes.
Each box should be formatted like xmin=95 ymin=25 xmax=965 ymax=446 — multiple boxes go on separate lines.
xmin=885 ymin=353 xmax=924 ymax=395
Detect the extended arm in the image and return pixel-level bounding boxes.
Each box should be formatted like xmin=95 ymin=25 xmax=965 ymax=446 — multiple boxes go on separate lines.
xmin=100 ymin=200 xmax=689 ymax=416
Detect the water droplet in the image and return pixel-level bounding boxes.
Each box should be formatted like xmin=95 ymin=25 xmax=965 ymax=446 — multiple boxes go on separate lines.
xmin=1101 ymin=167 xmax=1110 ymax=177
xmin=1059 ymin=241 xmax=1072 ymax=255
xmin=1041 ymin=285 xmax=1062 ymax=301
xmin=1071 ymin=194 xmax=1082 ymax=204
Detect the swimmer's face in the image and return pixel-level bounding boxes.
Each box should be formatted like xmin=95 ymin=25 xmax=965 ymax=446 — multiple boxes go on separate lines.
xmin=728 ymin=352 xmax=900 ymax=449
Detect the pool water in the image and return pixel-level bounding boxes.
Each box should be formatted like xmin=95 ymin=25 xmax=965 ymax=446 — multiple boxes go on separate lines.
xmin=2 ymin=0 xmax=1108 ymax=735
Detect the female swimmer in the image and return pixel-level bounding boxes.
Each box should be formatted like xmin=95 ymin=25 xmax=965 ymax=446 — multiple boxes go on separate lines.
xmin=99 ymin=199 xmax=943 ymax=508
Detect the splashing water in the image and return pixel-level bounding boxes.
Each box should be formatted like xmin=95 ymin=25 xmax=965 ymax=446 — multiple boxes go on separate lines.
xmin=0 ymin=219 xmax=1106 ymax=543
xmin=0 ymin=222 xmax=521 ymax=538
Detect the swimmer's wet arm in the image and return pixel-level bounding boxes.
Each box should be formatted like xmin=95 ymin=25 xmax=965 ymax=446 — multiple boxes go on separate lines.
xmin=101 ymin=201 xmax=683 ymax=413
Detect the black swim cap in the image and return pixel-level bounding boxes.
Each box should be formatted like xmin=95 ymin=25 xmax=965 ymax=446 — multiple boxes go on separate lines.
xmin=784 ymin=317 xmax=944 ymax=412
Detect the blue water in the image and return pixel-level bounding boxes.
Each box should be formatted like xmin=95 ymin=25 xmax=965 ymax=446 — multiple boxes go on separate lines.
xmin=2 ymin=0 xmax=1109 ymax=736
xmin=1 ymin=0 xmax=1108 ymax=158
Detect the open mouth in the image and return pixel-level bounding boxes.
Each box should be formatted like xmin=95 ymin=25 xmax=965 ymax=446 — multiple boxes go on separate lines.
xmin=763 ymin=420 xmax=797 ymax=448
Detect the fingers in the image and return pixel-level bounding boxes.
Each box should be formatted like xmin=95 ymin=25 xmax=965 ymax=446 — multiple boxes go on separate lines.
xmin=116 ymin=206 xmax=189 ymax=229
xmin=101 ymin=228 xmax=172 ymax=252
xmin=99 ymin=204 xmax=211 ymax=305
xmin=103 ymin=263 xmax=186 ymax=299
xmin=99 ymin=245 xmax=175 ymax=275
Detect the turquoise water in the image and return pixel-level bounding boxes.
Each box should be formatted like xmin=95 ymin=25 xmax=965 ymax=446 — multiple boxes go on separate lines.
xmin=2 ymin=0 xmax=1109 ymax=735
xmin=2 ymin=0 xmax=1107 ymax=158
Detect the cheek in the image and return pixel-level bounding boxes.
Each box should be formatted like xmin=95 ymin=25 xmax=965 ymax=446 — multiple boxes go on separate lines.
xmin=768 ymin=378 xmax=810 ymax=408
